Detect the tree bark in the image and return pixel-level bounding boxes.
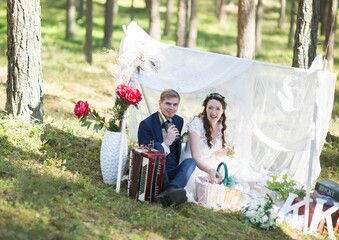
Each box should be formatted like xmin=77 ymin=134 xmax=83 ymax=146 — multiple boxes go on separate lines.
xmin=176 ymin=0 xmax=188 ymax=46
xmin=77 ymin=0 xmax=84 ymax=20
xmin=216 ymin=0 xmax=221 ymax=17
xmin=130 ymin=0 xmax=135 ymax=20
xmin=218 ymin=0 xmax=226 ymax=26
xmin=320 ymin=0 xmax=330 ymax=36
xmin=324 ymin=0 xmax=337 ymax=71
xmin=255 ymin=0 xmax=263 ymax=52
xmin=278 ymin=0 xmax=287 ymax=29
xmin=6 ymin=0 xmax=44 ymax=122
xmin=113 ymin=0 xmax=119 ymax=15
xmin=292 ymin=0 xmax=320 ymax=69
xmin=237 ymin=0 xmax=256 ymax=59
xmin=164 ymin=0 xmax=173 ymax=37
xmin=288 ymin=0 xmax=297 ymax=48
xmin=103 ymin=0 xmax=114 ymax=49
xmin=66 ymin=0 xmax=77 ymax=41
xmin=84 ymin=0 xmax=93 ymax=64
xmin=187 ymin=0 xmax=197 ymax=48
xmin=149 ymin=0 xmax=161 ymax=40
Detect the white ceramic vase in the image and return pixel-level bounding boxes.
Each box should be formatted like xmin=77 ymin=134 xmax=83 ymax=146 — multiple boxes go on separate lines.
xmin=100 ymin=129 xmax=128 ymax=185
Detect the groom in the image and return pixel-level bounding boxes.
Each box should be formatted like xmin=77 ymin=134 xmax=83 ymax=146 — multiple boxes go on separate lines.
xmin=138 ymin=89 xmax=196 ymax=207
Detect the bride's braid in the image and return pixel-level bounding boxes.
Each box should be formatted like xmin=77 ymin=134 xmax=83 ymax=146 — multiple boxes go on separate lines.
xmin=201 ymin=93 xmax=227 ymax=149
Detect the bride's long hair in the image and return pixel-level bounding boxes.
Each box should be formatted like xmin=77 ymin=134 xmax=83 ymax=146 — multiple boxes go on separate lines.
xmin=200 ymin=93 xmax=227 ymax=149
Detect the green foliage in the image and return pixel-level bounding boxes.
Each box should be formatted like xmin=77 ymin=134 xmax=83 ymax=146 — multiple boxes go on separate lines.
xmin=266 ymin=174 xmax=306 ymax=202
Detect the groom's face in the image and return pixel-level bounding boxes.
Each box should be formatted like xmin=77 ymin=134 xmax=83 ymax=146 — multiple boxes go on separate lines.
xmin=159 ymin=97 xmax=180 ymax=119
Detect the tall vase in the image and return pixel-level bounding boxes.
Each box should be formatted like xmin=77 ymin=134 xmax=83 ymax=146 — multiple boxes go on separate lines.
xmin=100 ymin=129 xmax=128 ymax=185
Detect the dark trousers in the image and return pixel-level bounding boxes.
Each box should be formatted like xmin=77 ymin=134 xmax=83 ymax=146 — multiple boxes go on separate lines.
xmin=163 ymin=158 xmax=196 ymax=189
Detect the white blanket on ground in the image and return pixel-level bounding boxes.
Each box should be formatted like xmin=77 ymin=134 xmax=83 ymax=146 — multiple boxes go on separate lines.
xmin=118 ymin=21 xmax=336 ymax=187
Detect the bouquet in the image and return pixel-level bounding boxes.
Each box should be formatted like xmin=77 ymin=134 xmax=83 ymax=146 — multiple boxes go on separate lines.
xmin=242 ymin=195 xmax=277 ymax=230
xmin=225 ymin=142 xmax=236 ymax=157
xmin=74 ymin=84 xmax=142 ymax=132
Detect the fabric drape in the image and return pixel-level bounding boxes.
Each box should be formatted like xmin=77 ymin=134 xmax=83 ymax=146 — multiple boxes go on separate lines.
xmin=119 ymin=21 xmax=336 ymax=186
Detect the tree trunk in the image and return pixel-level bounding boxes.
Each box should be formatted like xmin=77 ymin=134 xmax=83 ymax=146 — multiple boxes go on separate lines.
xmin=84 ymin=0 xmax=93 ymax=64
xmin=187 ymin=0 xmax=197 ymax=48
xmin=145 ymin=0 xmax=151 ymax=9
xmin=278 ymin=0 xmax=287 ymax=29
xmin=66 ymin=0 xmax=77 ymax=41
xmin=103 ymin=0 xmax=114 ymax=49
xmin=164 ymin=0 xmax=173 ymax=37
xmin=176 ymin=0 xmax=188 ymax=46
xmin=288 ymin=0 xmax=297 ymax=48
xmin=216 ymin=0 xmax=221 ymax=17
xmin=130 ymin=0 xmax=135 ymax=20
xmin=217 ymin=0 xmax=226 ymax=26
xmin=6 ymin=0 xmax=44 ymax=122
xmin=292 ymin=0 xmax=320 ymax=69
xmin=255 ymin=0 xmax=263 ymax=52
xmin=113 ymin=0 xmax=119 ymax=15
xmin=237 ymin=0 xmax=256 ymax=59
xmin=320 ymin=0 xmax=330 ymax=36
xmin=77 ymin=0 xmax=84 ymax=20
xmin=324 ymin=0 xmax=337 ymax=71
xmin=149 ymin=0 xmax=161 ymax=40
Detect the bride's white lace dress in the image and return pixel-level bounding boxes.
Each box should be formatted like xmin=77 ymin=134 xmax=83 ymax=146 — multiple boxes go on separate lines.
xmin=180 ymin=116 xmax=241 ymax=204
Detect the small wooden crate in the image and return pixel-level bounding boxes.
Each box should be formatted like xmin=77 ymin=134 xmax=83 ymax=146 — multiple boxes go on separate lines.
xmin=195 ymin=176 xmax=241 ymax=208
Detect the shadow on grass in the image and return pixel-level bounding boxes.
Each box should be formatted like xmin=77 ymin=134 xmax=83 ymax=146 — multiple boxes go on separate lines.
xmin=0 ymin=123 xmax=296 ymax=240
xmin=40 ymin=123 xmax=104 ymax=184
xmin=0 ymin=127 xmax=133 ymax=239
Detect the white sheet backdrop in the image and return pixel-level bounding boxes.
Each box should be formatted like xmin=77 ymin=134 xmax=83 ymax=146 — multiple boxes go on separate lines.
xmin=118 ymin=21 xmax=336 ymax=186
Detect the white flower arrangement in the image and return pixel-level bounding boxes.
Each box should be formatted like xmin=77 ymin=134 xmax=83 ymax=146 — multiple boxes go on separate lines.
xmin=242 ymin=195 xmax=278 ymax=230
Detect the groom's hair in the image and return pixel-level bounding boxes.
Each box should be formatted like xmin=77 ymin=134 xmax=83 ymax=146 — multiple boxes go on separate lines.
xmin=160 ymin=89 xmax=181 ymax=102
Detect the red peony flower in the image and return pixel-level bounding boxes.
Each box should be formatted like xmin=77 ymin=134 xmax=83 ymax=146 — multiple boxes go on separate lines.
xmin=74 ymin=100 xmax=90 ymax=118
xmin=115 ymin=84 xmax=142 ymax=106
xmin=74 ymin=84 xmax=142 ymax=132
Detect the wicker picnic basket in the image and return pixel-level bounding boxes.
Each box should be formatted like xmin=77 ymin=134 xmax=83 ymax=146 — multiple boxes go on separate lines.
xmin=195 ymin=162 xmax=241 ymax=208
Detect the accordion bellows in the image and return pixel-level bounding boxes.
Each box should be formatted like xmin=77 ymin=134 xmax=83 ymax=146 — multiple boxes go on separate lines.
xmin=128 ymin=147 xmax=165 ymax=202
xmin=195 ymin=176 xmax=241 ymax=209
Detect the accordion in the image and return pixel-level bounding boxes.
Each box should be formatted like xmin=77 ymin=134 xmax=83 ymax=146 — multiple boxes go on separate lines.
xmin=128 ymin=147 xmax=166 ymax=202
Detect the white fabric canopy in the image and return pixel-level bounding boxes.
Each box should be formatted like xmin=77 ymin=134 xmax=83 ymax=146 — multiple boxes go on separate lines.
xmin=119 ymin=21 xmax=336 ymax=186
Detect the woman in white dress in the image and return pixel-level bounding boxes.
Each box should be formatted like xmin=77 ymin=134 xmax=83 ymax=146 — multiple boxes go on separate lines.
xmin=183 ymin=93 xmax=238 ymax=202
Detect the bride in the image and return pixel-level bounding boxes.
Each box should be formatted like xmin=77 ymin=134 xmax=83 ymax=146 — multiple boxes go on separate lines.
xmin=181 ymin=93 xmax=240 ymax=204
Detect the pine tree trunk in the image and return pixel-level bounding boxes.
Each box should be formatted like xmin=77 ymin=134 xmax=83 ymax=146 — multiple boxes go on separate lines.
xmin=292 ymin=0 xmax=320 ymax=68
xmin=164 ymin=0 xmax=173 ymax=37
xmin=113 ymin=0 xmax=119 ymax=15
xmin=176 ymin=0 xmax=188 ymax=46
xmin=103 ymin=0 xmax=114 ymax=49
xmin=320 ymin=0 xmax=330 ymax=36
xmin=66 ymin=0 xmax=77 ymax=41
xmin=237 ymin=0 xmax=256 ymax=59
xmin=130 ymin=0 xmax=135 ymax=20
xmin=255 ymin=0 xmax=263 ymax=52
xmin=84 ymin=0 xmax=93 ymax=64
xmin=288 ymin=0 xmax=297 ymax=48
xmin=149 ymin=0 xmax=161 ymax=40
xmin=187 ymin=0 xmax=197 ymax=48
xmin=218 ymin=0 xmax=226 ymax=26
xmin=6 ymin=0 xmax=44 ymax=122
xmin=278 ymin=0 xmax=287 ymax=29
xmin=324 ymin=0 xmax=337 ymax=71
xmin=77 ymin=0 xmax=84 ymax=20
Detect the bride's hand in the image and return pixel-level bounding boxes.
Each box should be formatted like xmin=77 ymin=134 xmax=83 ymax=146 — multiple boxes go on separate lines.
xmin=207 ymin=169 xmax=223 ymax=184
xmin=214 ymin=148 xmax=227 ymax=160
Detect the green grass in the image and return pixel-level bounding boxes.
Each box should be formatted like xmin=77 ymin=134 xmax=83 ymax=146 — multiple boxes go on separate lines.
xmin=0 ymin=0 xmax=338 ymax=239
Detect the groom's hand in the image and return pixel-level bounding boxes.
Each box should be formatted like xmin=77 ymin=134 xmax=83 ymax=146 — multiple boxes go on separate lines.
xmin=164 ymin=125 xmax=179 ymax=147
